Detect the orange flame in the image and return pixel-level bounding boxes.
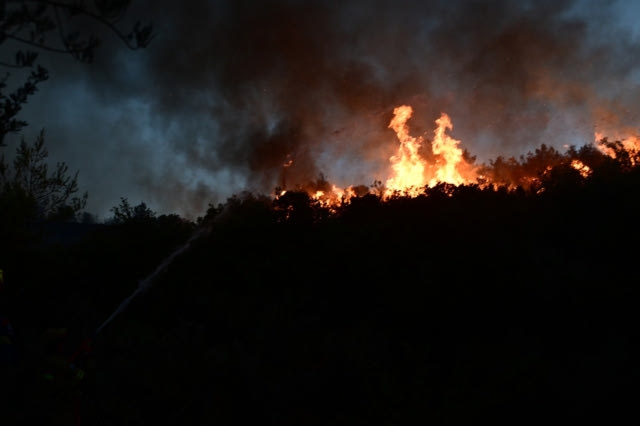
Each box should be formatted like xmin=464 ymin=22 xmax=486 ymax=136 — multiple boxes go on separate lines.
xmin=312 ymin=185 xmax=357 ymax=210
xmin=274 ymin=104 xmax=636 ymax=211
xmin=384 ymin=105 xmax=426 ymax=197
xmin=384 ymin=105 xmax=477 ymax=197
xmin=594 ymin=131 xmax=640 ymax=165
xmin=571 ymin=159 xmax=592 ymax=178
xmin=430 ymin=113 xmax=469 ymax=187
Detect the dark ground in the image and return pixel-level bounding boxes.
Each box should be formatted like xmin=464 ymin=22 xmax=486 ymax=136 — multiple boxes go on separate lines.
xmin=1 ymin=171 xmax=639 ymax=425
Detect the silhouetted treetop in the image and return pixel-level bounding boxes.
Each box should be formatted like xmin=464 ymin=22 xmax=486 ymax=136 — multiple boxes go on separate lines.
xmin=0 ymin=129 xmax=86 ymax=221
xmin=109 ymin=197 xmax=155 ymax=224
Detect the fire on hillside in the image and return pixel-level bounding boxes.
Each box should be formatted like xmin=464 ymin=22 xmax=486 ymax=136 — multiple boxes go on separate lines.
xmin=276 ymin=104 xmax=640 ymax=210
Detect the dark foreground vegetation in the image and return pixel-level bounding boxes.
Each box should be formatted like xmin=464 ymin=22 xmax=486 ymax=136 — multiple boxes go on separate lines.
xmin=1 ymin=142 xmax=639 ymax=425
xmin=1 ymin=2 xmax=637 ymax=423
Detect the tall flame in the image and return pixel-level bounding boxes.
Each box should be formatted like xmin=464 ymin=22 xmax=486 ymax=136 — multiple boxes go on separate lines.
xmin=430 ymin=113 xmax=467 ymax=186
xmin=384 ymin=105 xmax=477 ymax=197
xmin=385 ymin=105 xmax=425 ymax=196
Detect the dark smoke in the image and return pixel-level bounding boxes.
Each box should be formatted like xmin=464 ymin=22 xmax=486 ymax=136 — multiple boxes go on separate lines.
xmin=10 ymin=0 xmax=640 ymax=219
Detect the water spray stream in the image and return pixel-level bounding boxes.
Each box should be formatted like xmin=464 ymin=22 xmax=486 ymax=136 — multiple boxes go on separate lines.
xmin=93 ymin=225 xmax=211 ymax=337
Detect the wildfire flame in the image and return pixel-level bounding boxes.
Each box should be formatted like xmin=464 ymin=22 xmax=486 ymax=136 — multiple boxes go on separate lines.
xmin=384 ymin=105 xmax=426 ymax=197
xmin=275 ymin=104 xmax=640 ymax=210
xmin=594 ymin=131 xmax=640 ymax=165
xmin=571 ymin=159 xmax=592 ymax=178
xmin=430 ymin=112 xmax=472 ymax=187
xmin=384 ymin=105 xmax=477 ymax=197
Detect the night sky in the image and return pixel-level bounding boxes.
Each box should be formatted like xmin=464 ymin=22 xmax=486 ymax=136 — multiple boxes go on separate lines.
xmin=5 ymin=0 xmax=640 ymax=220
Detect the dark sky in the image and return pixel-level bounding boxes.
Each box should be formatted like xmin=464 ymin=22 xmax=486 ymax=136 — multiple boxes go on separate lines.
xmin=4 ymin=0 xmax=640 ymax=220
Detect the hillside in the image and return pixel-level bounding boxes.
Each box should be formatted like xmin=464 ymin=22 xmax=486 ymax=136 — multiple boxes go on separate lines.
xmin=2 ymin=152 xmax=639 ymax=425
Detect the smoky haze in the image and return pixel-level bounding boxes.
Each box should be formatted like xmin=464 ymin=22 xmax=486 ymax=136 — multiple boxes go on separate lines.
xmin=8 ymin=0 xmax=640 ymax=220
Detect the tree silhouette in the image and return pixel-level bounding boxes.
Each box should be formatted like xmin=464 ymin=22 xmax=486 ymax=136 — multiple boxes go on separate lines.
xmin=273 ymin=190 xmax=321 ymax=225
xmin=0 ymin=64 xmax=49 ymax=146
xmin=0 ymin=129 xmax=86 ymax=221
xmin=109 ymin=196 xmax=156 ymax=224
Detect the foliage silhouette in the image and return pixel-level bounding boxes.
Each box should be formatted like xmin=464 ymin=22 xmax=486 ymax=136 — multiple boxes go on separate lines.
xmin=1 ymin=129 xmax=86 ymax=221
xmin=109 ymin=197 xmax=155 ymax=224
xmin=0 ymin=65 xmax=48 ymax=146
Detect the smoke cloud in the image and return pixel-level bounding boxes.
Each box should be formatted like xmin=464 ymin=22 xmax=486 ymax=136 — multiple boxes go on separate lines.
xmin=9 ymin=0 xmax=640 ymax=219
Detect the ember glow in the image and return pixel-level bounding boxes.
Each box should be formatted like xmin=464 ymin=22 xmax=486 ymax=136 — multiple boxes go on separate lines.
xmin=571 ymin=160 xmax=592 ymax=178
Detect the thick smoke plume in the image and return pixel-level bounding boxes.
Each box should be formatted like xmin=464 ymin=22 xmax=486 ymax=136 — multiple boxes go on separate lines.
xmin=12 ymin=0 xmax=640 ymax=219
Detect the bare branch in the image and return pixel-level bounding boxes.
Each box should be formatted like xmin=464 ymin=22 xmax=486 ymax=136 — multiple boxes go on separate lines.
xmin=3 ymin=32 xmax=89 ymax=54
xmin=1 ymin=0 xmax=154 ymax=68
xmin=36 ymin=0 xmax=154 ymax=50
